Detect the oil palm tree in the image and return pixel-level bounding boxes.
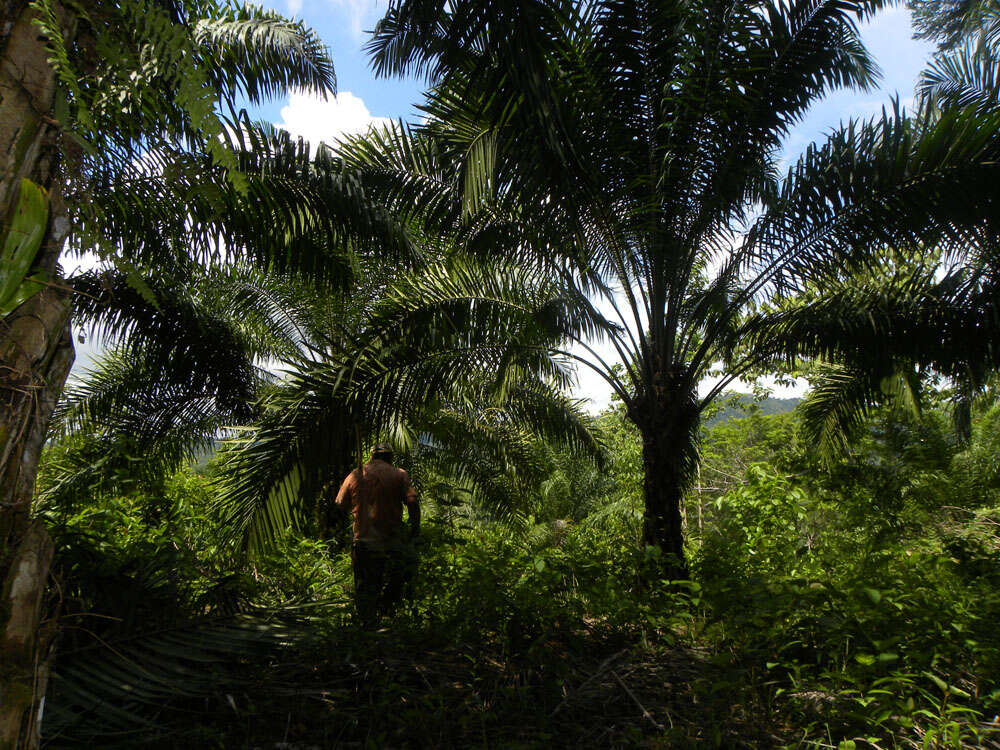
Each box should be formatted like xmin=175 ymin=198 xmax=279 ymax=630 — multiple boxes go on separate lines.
xmin=204 ymin=257 xmax=607 ymax=552
xmin=344 ymin=0 xmax=1000 ymax=577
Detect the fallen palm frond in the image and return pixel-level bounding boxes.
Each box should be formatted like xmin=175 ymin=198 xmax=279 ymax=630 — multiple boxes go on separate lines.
xmin=43 ymin=601 xmax=350 ymax=746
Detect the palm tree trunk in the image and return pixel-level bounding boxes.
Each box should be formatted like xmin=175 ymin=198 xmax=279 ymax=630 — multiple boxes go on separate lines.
xmin=0 ymin=285 xmax=73 ymax=749
xmin=1 ymin=2 xmax=76 ymax=746
xmin=639 ymin=429 xmax=690 ymax=578
xmin=633 ymin=373 xmax=699 ymax=580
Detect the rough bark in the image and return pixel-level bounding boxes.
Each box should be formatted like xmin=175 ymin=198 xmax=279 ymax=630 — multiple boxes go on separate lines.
xmin=0 ymin=522 xmax=56 ymax=748
xmin=0 ymin=1 xmax=76 ymax=747
xmin=631 ymin=370 xmax=700 ymax=580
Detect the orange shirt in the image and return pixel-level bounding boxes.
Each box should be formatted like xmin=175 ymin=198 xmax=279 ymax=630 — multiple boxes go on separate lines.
xmin=335 ymin=459 xmax=418 ymax=547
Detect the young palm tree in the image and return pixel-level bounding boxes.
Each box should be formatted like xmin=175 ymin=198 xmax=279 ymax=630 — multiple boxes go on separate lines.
xmin=44 ymin=257 xmax=604 ymax=560
xmin=201 ymin=258 xmax=606 ymax=552
xmin=347 ymin=0 xmax=1000 ymax=577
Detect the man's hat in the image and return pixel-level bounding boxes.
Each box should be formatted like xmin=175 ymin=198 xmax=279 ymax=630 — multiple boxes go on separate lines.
xmin=371 ymin=442 xmax=393 ymax=458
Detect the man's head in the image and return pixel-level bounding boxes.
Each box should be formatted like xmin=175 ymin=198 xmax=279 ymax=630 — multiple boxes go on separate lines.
xmin=371 ymin=443 xmax=394 ymax=463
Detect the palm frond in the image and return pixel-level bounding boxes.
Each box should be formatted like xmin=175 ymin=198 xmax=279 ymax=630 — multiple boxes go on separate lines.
xmin=908 ymin=0 xmax=996 ymax=51
xmin=412 ymin=382 xmax=606 ymax=525
xmin=43 ymin=606 xmax=345 ymax=745
xmin=76 ymin=119 xmax=415 ymax=286
xmin=797 ymin=363 xmax=920 ymax=464
xmin=744 ymin=105 xmax=1000 ymax=301
xmin=71 ymin=269 xmax=260 ymax=412
xmin=919 ymin=35 xmax=1000 ymax=114
xmin=212 ymin=373 xmax=357 ymax=553
xmin=194 ymin=4 xmax=336 ymax=104
xmin=41 ymin=347 xmax=253 ymax=509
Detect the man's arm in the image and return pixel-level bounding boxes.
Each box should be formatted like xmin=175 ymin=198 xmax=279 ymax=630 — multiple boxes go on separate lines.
xmin=334 ymin=472 xmax=356 ymax=511
xmin=402 ymin=470 xmax=420 ymax=537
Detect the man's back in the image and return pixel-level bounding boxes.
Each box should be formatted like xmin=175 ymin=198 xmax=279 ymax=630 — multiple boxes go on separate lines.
xmin=336 ymin=458 xmax=417 ymax=548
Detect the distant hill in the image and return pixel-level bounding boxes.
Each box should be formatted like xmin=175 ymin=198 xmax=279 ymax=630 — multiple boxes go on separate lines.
xmin=703 ymin=394 xmax=801 ymax=429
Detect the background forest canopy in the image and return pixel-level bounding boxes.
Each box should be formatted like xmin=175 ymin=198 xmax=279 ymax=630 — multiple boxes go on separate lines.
xmin=3 ymin=0 xmax=1000 ymax=747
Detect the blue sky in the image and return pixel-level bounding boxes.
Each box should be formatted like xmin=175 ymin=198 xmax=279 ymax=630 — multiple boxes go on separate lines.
xmin=251 ymin=0 xmax=425 ymax=138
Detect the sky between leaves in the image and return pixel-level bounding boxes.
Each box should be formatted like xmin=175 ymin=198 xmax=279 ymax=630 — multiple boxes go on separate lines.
xmin=263 ymin=0 xmax=935 ymax=410
xmin=261 ymin=0 xmax=932 ymax=160
xmin=72 ymin=1 xmax=936 ymax=412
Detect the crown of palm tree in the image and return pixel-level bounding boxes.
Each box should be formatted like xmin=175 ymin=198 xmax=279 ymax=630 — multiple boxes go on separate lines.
xmin=332 ymin=0 xmax=1000 ymax=573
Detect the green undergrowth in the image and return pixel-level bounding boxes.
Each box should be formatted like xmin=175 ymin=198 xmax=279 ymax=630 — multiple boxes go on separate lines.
xmin=38 ymin=405 xmax=1000 ymax=748
xmin=41 ymin=501 xmax=1000 ymax=748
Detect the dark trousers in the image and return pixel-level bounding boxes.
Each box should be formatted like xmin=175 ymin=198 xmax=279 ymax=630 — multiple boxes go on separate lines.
xmin=351 ymin=541 xmax=414 ymax=625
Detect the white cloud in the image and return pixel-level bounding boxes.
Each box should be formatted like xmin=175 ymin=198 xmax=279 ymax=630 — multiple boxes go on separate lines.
xmin=697 ymin=370 xmax=810 ymax=401
xmin=329 ymin=0 xmax=381 ymax=39
xmin=286 ymin=0 xmax=302 ymax=16
xmin=275 ymin=90 xmax=392 ymax=152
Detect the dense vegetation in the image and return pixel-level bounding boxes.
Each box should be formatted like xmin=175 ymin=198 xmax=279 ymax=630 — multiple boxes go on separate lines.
xmin=36 ymin=396 xmax=1000 ymax=747
xmin=4 ymin=0 xmax=1000 ymax=747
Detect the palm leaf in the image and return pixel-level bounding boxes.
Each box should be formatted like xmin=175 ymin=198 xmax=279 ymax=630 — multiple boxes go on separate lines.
xmin=43 ymin=606 xmax=346 ymax=746
xmin=194 ymin=5 xmax=336 ymax=104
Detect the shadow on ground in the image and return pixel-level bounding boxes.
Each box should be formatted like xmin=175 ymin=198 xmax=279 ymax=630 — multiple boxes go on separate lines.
xmin=218 ymin=625 xmax=784 ymax=749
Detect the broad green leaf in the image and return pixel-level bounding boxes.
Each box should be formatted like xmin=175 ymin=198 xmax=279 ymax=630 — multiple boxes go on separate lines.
xmin=1 ymin=178 xmax=49 ymax=315
xmin=0 ymin=272 xmax=50 ymax=316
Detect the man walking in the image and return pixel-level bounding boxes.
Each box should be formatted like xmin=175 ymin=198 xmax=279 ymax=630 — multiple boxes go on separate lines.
xmin=334 ymin=443 xmax=420 ymax=625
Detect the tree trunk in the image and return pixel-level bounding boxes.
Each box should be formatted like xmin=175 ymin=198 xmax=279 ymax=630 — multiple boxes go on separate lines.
xmin=632 ymin=371 xmax=700 ymax=580
xmin=1 ymin=2 xmax=76 ymax=747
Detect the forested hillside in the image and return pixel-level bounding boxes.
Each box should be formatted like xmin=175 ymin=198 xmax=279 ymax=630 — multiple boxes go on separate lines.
xmin=702 ymin=395 xmax=802 ymax=429
xmin=3 ymin=0 xmax=1000 ymax=748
